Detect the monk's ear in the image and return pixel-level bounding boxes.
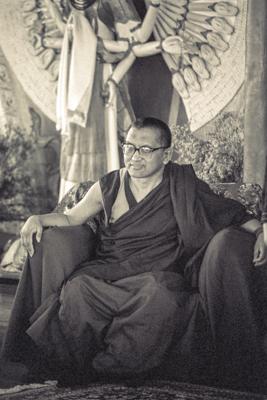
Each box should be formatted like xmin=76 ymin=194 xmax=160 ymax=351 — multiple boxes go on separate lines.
xmin=163 ymin=146 xmax=173 ymax=164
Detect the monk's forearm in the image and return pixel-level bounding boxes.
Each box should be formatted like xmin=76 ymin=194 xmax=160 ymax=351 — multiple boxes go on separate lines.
xmin=37 ymin=213 xmax=80 ymax=227
xmin=241 ymin=218 xmax=262 ymax=235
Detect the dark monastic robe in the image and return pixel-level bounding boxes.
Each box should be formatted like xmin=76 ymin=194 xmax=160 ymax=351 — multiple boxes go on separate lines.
xmin=1 ymin=163 xmax=265 ymax=389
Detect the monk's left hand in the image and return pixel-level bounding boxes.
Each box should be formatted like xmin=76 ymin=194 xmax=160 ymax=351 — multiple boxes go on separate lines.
xmin=253 ymin=232 xmax=267 ymax=267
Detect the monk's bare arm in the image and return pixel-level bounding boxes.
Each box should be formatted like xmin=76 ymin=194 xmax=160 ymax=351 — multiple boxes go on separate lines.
xmin=64 ymin=182 xmax=103 ymax=225
xmin=20 ymin=182 xmax=103 ymax=256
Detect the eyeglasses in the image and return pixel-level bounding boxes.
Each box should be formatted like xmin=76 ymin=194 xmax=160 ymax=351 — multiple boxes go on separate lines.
xmin=122 ymin=143 xmax=168 ymax=158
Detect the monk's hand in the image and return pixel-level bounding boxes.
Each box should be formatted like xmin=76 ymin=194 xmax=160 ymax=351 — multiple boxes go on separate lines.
xmin=253 ymin=232 xmax=267 ymax=267
xmin=20 ymin=216 xmax=43 ymax=257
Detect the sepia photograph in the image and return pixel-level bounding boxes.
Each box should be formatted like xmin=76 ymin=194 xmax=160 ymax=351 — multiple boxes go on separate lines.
xmin=0 ymin=0 xmax=266 ymax=398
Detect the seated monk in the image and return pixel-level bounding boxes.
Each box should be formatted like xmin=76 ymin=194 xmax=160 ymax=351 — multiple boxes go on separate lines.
xmin=1 ymin=117 xmax=267 ymax=391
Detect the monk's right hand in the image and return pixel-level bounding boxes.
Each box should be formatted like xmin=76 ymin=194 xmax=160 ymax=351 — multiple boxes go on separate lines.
xmin=20 ymin=215 xmax=43 ymax=257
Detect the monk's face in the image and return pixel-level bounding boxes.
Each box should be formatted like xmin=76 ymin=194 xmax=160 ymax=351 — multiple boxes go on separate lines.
xmin=124 ymin=127 xmax=169 ymax=179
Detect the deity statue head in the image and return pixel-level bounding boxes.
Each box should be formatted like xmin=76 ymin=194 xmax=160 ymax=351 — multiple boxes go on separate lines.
xmin=70 ymin=0 xmax=97 ymax=10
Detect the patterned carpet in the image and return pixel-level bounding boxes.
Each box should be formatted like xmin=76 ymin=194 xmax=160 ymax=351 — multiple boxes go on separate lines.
xmin=1 ymin=380 xmax=267 ymax=400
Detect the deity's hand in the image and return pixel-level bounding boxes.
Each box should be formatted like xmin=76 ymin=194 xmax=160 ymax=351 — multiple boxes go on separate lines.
xmin=43 ymin=0 xmax=66 ymax=33
xmin=43 ymin=0 xmax=55 ymax=11
xmin=171 ymin=70 xmax=189 ymax=98
xmin=162 ymin=36 xmax=183 ymax=56
xmin=150 ymin=0 xmax=161 ymax=6
xmin=20 ymin=215 xmax=43 ymax=257
xmin=43 ymin=36 xmax=63 ymax=49
xmin=102 ymin=78 xmax=117 ymax=107
xmin=253 ymin=232 xmax=267 ymax=267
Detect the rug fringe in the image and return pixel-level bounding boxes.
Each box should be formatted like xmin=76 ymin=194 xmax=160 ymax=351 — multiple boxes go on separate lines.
xmin=0 ymin=380 xmax=57 ymax=396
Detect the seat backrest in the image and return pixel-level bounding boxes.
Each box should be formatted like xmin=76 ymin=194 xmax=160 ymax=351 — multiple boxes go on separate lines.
xmin=56 ymin=178 xmax=263 ymax=221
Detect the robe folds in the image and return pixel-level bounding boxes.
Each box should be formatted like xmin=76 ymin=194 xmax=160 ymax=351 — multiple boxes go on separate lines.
xmin=1 ymin=162 xmax=266 ymax=388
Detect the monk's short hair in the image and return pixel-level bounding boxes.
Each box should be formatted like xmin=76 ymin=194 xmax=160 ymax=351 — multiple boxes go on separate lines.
xmin=131 ymin=117 xmax=172 ymax=148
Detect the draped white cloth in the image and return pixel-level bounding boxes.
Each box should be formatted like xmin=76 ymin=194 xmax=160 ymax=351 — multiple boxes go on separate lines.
xmin=56 ymin=10 xmax=97 ymax=134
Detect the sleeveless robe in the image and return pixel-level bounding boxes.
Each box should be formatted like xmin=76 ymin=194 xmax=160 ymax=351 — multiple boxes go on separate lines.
xmin=3 ymin=163 xmax=264 ymax=390
xmin=75 ymin=167 xmax=184 ymax=280
xmin=25 ymin=167 xmax=194 ymax=376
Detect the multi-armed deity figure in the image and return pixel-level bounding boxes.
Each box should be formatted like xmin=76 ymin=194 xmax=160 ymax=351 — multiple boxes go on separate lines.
xmin=43 ymin=0 xmax=182 ymax=197
xmin=1 ymin=0 xmax=240 ymax=198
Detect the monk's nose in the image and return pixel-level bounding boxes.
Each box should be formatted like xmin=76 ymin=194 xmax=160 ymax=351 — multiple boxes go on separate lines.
xmin=132 ymin=149 xmax=142 ymax=160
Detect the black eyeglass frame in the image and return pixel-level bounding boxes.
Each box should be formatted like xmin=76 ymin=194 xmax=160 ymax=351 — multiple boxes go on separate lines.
xmin=122 ymin=142 xmax=169 ymax=157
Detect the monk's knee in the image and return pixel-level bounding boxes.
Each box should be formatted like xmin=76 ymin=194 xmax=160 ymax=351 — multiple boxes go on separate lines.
xmin=200 ymin=227 xmax=254 ymax=283
xmin=26 ymin=233 xmax=48 ymax=272
xmin=30 ymin=228 xmax=58 ymax=261
xmin=39 ymin=228 xmax=62 ymax=252
xmin=207 ymin=227 xmax=237 ymax=256
xmin=205 ymin=227 xmax=254 ymax=262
